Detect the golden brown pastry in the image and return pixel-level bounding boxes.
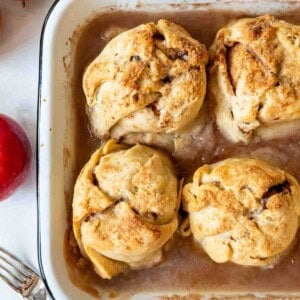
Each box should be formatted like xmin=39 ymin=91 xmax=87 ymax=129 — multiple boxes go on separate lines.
xmin=209 ymin=15 xmax=300 ymax=143
xmin=182 ymin=158 xmax=300 ymax=266
xmin=73 ymin=140 xmax=180 ymax=279
xmin=83 ymin=19 xmax=208 ymax=139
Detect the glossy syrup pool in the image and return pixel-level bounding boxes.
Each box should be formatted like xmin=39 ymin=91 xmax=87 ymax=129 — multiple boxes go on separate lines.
xmin=64 ymin=8 xmax=300 ymax=299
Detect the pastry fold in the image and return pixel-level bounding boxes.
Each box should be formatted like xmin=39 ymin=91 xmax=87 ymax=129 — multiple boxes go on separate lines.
xmin=83 ymin=19 xmax=208 ymax=139
xmin=209 ymin=15 xmax=300 ymax=143
xmin=73 ymin=140 xmax=180 ymax=279
xmin=183 ymin=158 xmax=300 ymax=266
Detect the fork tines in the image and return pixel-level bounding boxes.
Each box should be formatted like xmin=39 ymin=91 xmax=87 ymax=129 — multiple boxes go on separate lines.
xmin=0 ymin=247 xmax=39 ymax=295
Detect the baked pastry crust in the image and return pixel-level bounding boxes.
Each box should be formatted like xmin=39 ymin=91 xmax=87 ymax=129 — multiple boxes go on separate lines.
xmin=182 ymin=158 xmax=300 ymax=266
xmin=73 ymin=140 xmax=180 ymax=279
xmin=83 ymin=19 xmax=208 ymax=139
xmin=209 ymin=15 xmax=300 ymax=143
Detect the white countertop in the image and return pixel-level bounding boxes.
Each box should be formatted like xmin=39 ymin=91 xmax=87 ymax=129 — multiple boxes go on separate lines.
xmin=0 ymin=0 xmax=54 ymax=298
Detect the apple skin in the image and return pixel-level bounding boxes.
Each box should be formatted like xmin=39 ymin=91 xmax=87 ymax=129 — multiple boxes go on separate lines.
xmin=0 ymin=114 xmax=32 ymax=201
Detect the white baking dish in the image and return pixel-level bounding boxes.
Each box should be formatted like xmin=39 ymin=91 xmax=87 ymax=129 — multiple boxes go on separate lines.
xmin=37 ymin=0 xmax=300 ymax=299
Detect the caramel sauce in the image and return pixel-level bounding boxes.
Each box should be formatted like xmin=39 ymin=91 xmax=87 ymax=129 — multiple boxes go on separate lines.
xmin=64 ymin=8 xmax=300 ymax=299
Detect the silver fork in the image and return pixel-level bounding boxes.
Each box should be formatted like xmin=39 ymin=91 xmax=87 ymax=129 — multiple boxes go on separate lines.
xmin=0 ymin=247 xmax=47 ymax=299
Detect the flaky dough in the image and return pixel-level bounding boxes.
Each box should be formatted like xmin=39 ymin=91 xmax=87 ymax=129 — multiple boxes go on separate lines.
xmin=73 ymin=140 xmax=180 ymax=279
xmin=83 ymin=19 xmax=208 ymax=139
xmin=209 ymin=15 xmax=300 ymax=143
xmin=182 ymin=158 xmax=300 ymax=266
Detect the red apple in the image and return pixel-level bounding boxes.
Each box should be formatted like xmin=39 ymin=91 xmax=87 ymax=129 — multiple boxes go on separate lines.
xmin=0 ymin=114 xmax=31 ymax=200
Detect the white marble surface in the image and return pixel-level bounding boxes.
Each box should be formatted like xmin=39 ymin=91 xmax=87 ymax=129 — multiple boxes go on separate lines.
xmin=0 ymin=0 xmax=54 ymax=298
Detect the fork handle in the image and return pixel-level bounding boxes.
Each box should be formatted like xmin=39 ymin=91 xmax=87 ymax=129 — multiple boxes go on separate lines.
xmin=26 ymin=279 xmax=48 ymax=300
xmin=27 ymin=288 xmax=47 ymax=300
